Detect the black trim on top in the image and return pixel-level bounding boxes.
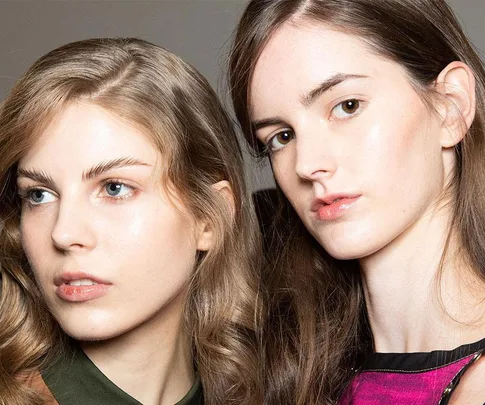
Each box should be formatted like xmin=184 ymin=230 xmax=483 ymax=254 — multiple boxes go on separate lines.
xmin=362 ymin=336 xmax=485 ymax=372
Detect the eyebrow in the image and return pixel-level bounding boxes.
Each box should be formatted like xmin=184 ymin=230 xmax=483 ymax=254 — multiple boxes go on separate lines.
xmin=17 ymin=157 xmax=151 ymax=186
xmin=301 ymin=73 xmax=368 ymax=107
xmin=16 ymin=168 xmax=56 ymax=190
xmin=81 ymin=157 xmax=151 ymax=181
xmin=252 ymin=73 xmax=368 ymax=132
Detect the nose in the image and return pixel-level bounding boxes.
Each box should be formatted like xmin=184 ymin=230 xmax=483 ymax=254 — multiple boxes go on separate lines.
xmin=51 ymin=197 xmax=97 ymax=252
xmin=294 ymin=125 xmax=337 ymax=181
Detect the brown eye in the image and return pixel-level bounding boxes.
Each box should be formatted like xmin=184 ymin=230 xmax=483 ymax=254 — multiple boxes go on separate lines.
xmin=276 ymin=131 xmax=293 ymax=144
xmin=332 ymin=99 xmax=362 ymax=119
xmin=268 ymin=130 xmax=295 ymax=152
xmin=341 ymin=99 xmax=359 ymax=114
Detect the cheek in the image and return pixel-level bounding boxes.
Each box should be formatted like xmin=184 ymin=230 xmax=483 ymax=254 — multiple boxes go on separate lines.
xmin=20 ymin=209 xmax=53 ymax=277
xmin=360 ymin=105 xmax=417 ymax=162
xmin=108 ymin=203 xmax=198 ymax=275
xmin=271 ymin=150 xmax=300 ymax=194
xmin=358 ymin=103 xmax=441 ymax=191
xmin=356 ymin=122 xmax=412 ymax=194
xmin=114 ymin=208 xmax=153 ymax=248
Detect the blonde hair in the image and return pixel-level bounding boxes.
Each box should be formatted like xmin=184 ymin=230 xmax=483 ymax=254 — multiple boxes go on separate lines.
xmin=0 ymin=37 xmax=262 ymax=405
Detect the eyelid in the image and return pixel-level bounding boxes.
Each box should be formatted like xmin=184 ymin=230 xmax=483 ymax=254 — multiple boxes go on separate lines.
xmin=265 ymin=128 xmax=295 ymax=154
xmin=261 ymin=125 xmax=291 ymax=144
xmin=18 ymin=187 xmax=58 ymax=206
xmin=98 ymin=179 xmax=137 ymax=200
xmin=328 ymin=98 xmax=366 ymax=121
xmin=329 ymin=98 xmax=366 ymax=121
xmin=99 ymin=178 xmax=137 ymax=189
xmin=17 ymin=185 xmax=54 ymax=196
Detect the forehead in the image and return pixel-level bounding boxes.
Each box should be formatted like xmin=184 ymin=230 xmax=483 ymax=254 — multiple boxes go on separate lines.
xmin=250 ymin=21 xmax=396 ymax=116
xmin=19 ymin=102 xmax=158 ymax=170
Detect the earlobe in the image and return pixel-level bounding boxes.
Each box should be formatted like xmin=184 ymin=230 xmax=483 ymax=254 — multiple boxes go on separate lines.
xmin=196 ymin=224 xmax=213 ymax=251
xmin=195 ymin=180 xmax=235 ymax=251
xmin=435 ymin=61 xmax=476 ymax=147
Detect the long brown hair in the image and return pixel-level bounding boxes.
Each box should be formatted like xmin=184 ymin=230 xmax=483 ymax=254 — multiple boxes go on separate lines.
xmin=229 ymin=1 xmax=485 ymax=404
xmin=0 ymin=37 xmax=263 ymax=405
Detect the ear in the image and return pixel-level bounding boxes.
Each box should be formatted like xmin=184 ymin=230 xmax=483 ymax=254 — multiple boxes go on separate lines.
xmin=195 ymin=180 xmax=235 ymax=251
xmin=435 ymin=61 xmax=476 ymax=148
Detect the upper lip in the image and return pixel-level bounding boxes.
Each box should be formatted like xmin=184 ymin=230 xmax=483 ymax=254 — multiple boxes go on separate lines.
xmin=54 ymin=272 xmax=111 ymax=286
xmin=310 ymin=194 xmax=361 ymax=212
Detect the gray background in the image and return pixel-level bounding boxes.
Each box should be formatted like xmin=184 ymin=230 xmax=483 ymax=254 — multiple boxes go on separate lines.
xmin=1 ymin=0 xmax=484 ymax=191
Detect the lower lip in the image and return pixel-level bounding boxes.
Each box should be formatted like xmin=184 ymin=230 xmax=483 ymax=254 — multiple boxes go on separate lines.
xmin=56 ymin=284 xmax=112 ymax=302
xmin=315 ymin=197 xmax=360 ymax=221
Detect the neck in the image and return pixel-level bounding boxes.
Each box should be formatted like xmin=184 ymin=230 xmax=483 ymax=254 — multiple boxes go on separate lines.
xmin=360 ymin=204 xmax=485 ymax=353
xmin=81 ymin=293 xmax=194 ymax=405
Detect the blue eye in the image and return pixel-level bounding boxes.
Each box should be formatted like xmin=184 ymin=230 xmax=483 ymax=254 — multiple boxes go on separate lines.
xmin=104 ymin=182 xmax=133 ymax=198
xmin=268 ymin=129 xmax=295 ymax=152
xmin=26 ymin=189 xmax=57 ymax=205
xmin=332 ymin=99 xmax=361 ymax=119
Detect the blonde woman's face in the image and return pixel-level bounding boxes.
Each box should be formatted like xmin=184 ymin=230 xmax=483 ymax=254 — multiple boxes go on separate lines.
xmin=18 ymin=102 xmax=206 ymax=341
xmin=250 ymin=23 xmax=450 ymax=260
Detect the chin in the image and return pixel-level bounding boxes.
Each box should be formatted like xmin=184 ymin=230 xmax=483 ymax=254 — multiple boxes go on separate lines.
xmin=59 ymin=323 xmax=119 ymax=342
xmin=55 ymin=311 xmax=126 ymax=342
xmin=64 ymin=326 xmax=131 ymax=342
xmin=315 ymin=228 xmax=382 ymax=261
xmin=324 ymin=245 xmax=367 ymax=260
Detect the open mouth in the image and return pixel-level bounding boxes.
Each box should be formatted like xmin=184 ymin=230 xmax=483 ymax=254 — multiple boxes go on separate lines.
xmin=325 ymin=197 xmax=344 ymax=205
xmin=313 ymin=196 xmax=361 ymax=221
xmin=65 ymin=279 xmax=99 ymax=286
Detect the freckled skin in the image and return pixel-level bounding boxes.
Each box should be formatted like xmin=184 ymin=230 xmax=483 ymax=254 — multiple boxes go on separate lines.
xmin=18 ymin=102 xmax=203 ymax=341
xmin=250 ymin=23 xmax=448 ymax=260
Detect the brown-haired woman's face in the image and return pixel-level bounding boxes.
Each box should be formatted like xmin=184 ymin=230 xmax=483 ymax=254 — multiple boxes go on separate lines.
xmin=250 ymin=22 xmax=451 ymax=260
xmin=17 ymin=102 xmax=210 ymax=341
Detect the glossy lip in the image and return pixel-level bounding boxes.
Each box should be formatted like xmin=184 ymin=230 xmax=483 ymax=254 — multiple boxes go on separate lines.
xmin=54 ymin=271 xmax=111 ymax=286
xmin=311 ymin=194 xmax=361 ymax=221
xmin=55 ymin=272 xmax=112 ymax=302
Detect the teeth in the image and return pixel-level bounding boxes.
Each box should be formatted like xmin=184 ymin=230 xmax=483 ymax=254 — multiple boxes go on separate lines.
xmin=325 ymin=198 xmax=342 ymax=205
xmin=68 ymin=279 xmax=98 ymax=286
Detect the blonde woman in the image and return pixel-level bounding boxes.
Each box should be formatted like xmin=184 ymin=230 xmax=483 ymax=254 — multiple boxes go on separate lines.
xmin=0 ymin=38 xmax=262 ymax=405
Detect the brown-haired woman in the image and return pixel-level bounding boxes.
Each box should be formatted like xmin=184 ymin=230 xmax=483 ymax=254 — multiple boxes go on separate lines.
xmin=229 ymin=0 xmax=485 ymax=404
xmin=0 ymin=37 xmax=262 ymax=405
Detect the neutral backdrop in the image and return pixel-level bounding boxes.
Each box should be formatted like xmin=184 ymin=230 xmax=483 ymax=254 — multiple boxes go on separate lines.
xmin=1 ymin=0 xmax=483 ymax=191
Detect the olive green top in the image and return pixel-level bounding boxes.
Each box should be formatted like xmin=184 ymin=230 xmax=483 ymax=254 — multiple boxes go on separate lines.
xmin=41 ymin=344 xmax=203 ymax=405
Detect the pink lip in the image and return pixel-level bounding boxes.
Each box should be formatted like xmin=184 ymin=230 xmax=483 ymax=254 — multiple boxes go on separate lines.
xmin=55 ymin=272 xmax=112 ymax=302
xmin=311 ymin=194 xmax=361 ymax=221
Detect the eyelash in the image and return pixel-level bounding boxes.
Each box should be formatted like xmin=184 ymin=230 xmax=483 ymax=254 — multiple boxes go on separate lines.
xmin=331 ymin=98 xmax=363 ymax=120
xmin=18 ymin=179 xmax=137 ymax=207
xmin=263 ymin=98 xmax=364 ymax=155
xmin=18 ymin=187 xmax=55 ymax=207
xmin=263 ymin=130 xmax=295 ymax=155
xmin=100 ymin=179 xmax=137 ymax=201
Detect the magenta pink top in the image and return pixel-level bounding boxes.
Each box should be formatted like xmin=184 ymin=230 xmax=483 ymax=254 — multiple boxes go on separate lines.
xmin=339 ymin=338 xmax=485 ymax=405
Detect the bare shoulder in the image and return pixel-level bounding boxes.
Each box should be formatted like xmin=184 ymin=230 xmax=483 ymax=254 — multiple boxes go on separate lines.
xmin=449 ymin=353 xmax=485 ymax=405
